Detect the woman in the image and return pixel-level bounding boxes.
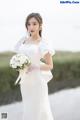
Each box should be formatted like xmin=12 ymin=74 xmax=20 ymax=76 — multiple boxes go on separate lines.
xmin=14 ymin=13 xmax=55 ymax=120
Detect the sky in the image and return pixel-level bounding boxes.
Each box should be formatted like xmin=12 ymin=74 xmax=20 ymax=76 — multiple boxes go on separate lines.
xmin=0 ymin=0 xmax=80 ymax=52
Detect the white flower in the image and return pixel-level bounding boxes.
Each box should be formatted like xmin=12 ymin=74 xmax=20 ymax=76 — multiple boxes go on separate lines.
xmin=10 ymin=53 xmax=31 ymax=70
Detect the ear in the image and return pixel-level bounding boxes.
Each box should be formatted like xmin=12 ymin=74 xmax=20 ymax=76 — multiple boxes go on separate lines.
xmin=39 ymin=25 xmax=42 ymax=30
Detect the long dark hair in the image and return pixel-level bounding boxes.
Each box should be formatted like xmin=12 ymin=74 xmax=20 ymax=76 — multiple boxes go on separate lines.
xmin=25 ymin=13 xmax=43 ymax=37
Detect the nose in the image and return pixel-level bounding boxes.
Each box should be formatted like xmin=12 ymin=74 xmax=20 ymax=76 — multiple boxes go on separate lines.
xmin=29 ymin=24 xmax=34 ymax=30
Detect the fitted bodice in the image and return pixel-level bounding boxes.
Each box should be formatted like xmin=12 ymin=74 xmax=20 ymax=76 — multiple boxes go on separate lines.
xmin=18 ymin=42 xmax=41 ymax=66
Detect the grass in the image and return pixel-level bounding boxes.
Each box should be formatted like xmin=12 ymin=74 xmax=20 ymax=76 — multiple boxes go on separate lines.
xmin=0 ymin=50 xmax=80 ymax=105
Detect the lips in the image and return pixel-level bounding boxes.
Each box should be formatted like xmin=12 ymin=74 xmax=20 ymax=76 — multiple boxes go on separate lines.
xmin=30 ymin=30 xmax=34 ymax=32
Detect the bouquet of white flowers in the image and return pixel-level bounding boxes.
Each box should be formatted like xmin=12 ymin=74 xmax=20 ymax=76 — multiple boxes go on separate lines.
xmin=10 ymin=53 xmax=31 ymax=85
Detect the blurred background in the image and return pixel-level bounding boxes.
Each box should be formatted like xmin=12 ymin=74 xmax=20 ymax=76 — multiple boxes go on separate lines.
xmin=0 ymin=1 xmax=80 ymax=119
xmin=0 ymin=0 xmax=80 ymax=52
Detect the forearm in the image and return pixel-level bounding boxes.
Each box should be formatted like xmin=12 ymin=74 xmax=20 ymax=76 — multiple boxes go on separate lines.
xmin=40 ymin=63 xmax=53 ymax=71
xmin=26 ymin=63 xmax=53 ymax=73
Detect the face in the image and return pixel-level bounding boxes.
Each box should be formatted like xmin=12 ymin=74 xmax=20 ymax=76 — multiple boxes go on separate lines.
xmin=27 ymin=17 xmax=40 ymax=37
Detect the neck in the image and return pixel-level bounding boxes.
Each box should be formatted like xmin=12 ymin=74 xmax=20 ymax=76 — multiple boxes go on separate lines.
xmin=30 ymin=35 xmax=41 ymax=41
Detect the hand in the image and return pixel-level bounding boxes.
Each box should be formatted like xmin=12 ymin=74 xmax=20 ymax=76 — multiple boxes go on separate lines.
xmin=26 ymin=65 xmax=40 ymax=73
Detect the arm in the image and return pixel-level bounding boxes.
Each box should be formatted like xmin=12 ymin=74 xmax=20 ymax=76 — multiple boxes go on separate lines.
xmin=40 ymin=52 xmax=53 ymax=71
xmin=26 ymin=52 xmax=53 ymax=73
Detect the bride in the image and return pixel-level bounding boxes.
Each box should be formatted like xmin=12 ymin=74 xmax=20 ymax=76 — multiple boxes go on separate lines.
xmin=14 ymin=13 xmax=55 ymax=120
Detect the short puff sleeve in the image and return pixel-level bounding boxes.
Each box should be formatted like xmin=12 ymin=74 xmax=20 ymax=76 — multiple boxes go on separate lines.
xmin=40 ymin=41 xmax=55 ymax=58
xmin=13 ymin=36 xmax=26 ymax=53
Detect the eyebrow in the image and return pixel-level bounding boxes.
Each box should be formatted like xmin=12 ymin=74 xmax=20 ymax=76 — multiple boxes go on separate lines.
xmin=28 ymin=21 xmax=38 ymax=24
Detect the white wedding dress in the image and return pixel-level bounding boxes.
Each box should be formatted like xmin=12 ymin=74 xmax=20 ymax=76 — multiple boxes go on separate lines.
xmin=14 ymin=36 xmax=55 ymax=120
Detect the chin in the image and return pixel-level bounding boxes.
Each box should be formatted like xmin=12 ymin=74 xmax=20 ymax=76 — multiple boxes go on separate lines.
xmin=31 ymin=33 xmax=37 ymax=36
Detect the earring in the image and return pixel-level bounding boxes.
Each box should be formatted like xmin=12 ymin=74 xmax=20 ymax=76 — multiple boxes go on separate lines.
xmin=28 ymin=32 xmax=31 ymax=37
xmin=40 ymin=26 xmax=42 ymax=30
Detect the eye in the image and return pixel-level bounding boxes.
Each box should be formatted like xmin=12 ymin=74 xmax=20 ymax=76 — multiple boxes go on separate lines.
xmin=27 ymin=23 xmax=30 ymax=26
xmin=33 ymin=22 xmax=37 ymax=25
